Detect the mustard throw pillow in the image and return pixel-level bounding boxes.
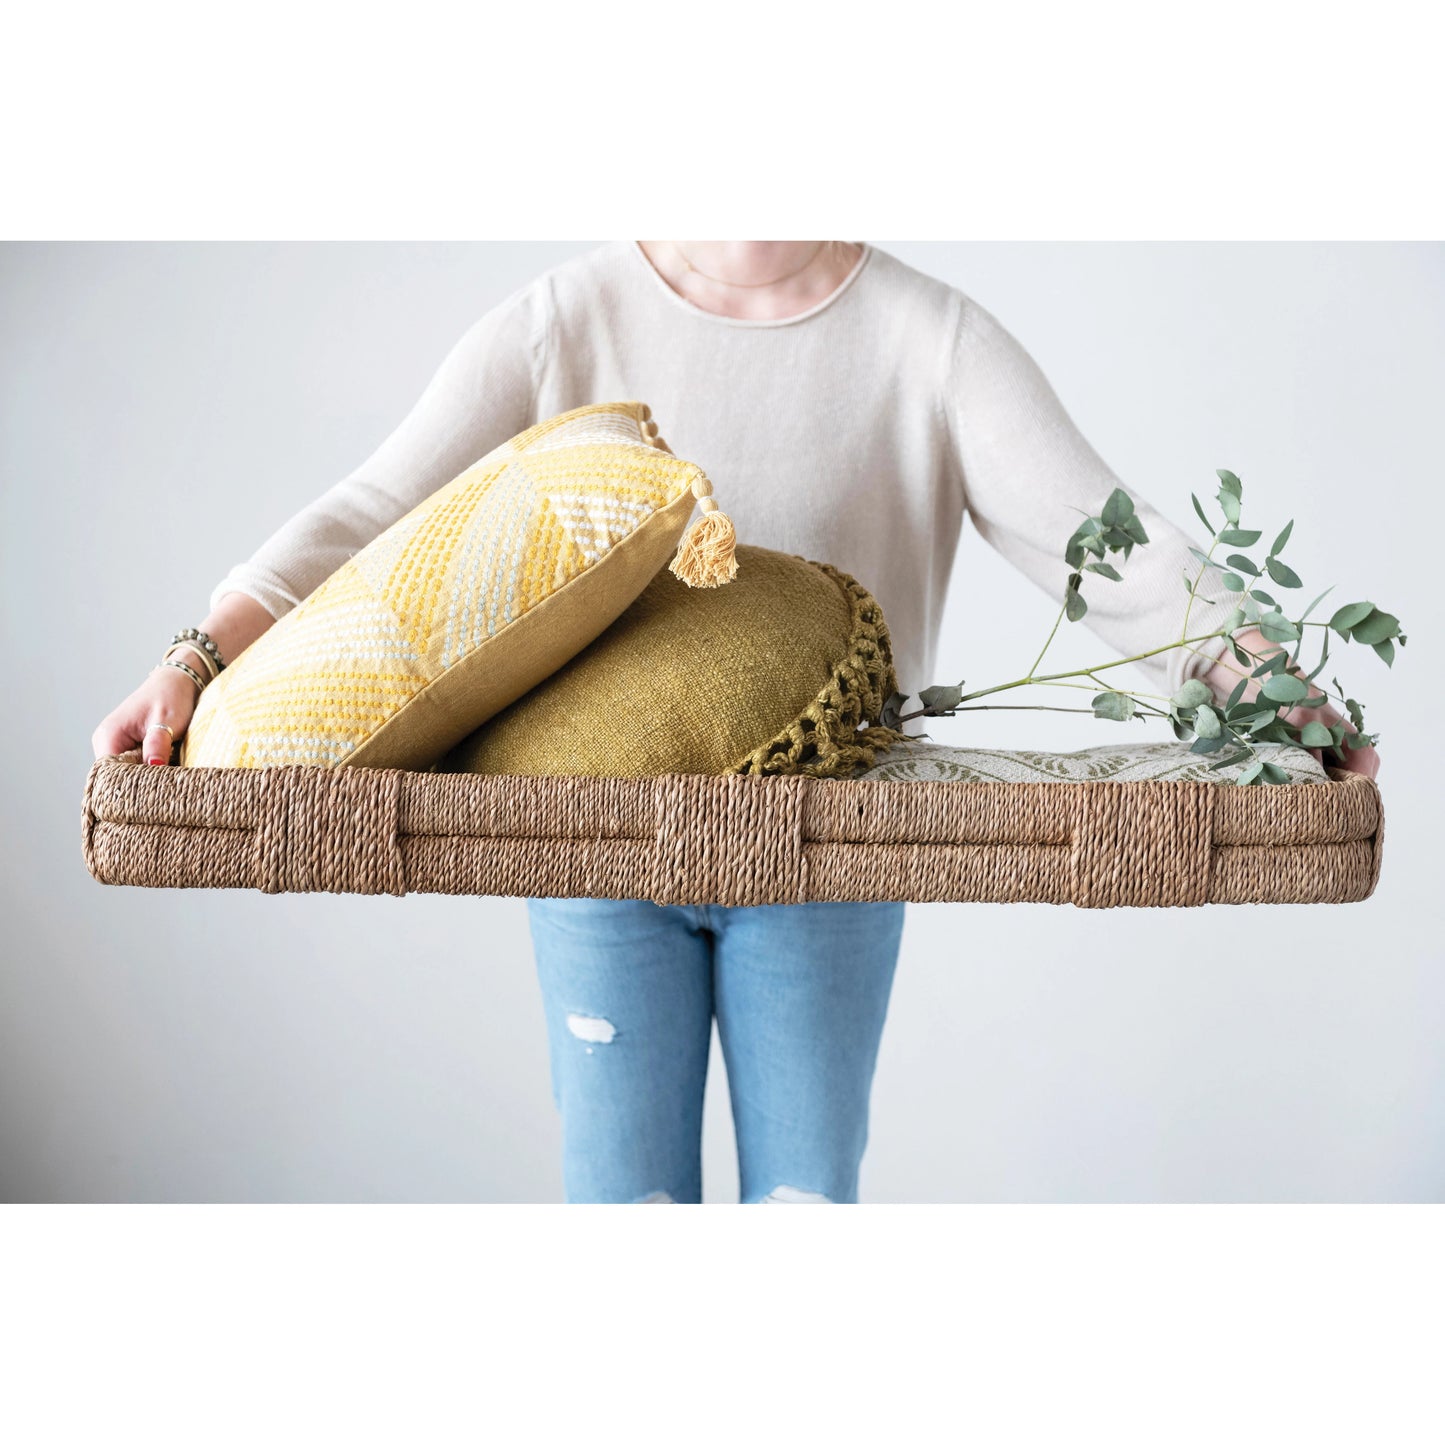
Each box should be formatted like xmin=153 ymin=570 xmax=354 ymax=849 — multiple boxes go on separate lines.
xmin=181 ymin=402 xmax=736 ymax=771
xmin=440 ymin=544 xmax=904 ymax=780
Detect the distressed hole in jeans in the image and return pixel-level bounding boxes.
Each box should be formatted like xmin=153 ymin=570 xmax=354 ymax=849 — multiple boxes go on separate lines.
xmin=634 ymin=1191 xmax=674 ymax=1204
xmin=566 ymin=1014 xmax=616 ymax=1045
xmin=762 ymin=1185 xmax=832 ymax=1204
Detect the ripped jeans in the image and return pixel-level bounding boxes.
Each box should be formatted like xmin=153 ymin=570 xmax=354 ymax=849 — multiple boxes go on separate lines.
xmin=525 ymin=898 xmax=906 ymax=1204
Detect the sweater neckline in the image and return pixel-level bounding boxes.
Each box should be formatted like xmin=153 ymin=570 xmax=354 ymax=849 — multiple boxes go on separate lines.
xmin=627 ymin=240 xmax=873 ymax=329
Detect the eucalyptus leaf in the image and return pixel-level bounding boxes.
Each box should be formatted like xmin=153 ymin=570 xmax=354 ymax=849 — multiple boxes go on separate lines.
xmin=1101 ymin=488 xmax=1134 ymax=527
xmin=1092 ymin=691 xmax=1135 ymax=721
xmin=1235 ymin=760 xmax=1264 ymax=786
xmin=1171 ymin=679 xmax=1214 ymax=709
xmin=1329 ymin=601 xmax=1374 ymax=636
xmin=1084 ymin=562 xmax=1123 ymax=581
xmin=1227 ymin=554 xmax=1259 ymax=576
xmin=1239 ymin=710 xmax=1281 ymax=733
xmin=1261 ymin=672 xmax=1309 ymax=704
xmin=1194 ymin=704 xmax=1223 ymax=738
xmin=1265 ymin=556 xmax=1302 ymax=588
xmin=1252 ymin=720 xmax=1297 ymax=745
xmin=1349 ymin=609 xmax=1400 ymax=645
xmin=1299 ymin=721 xmax=1334 ymax=747
xmin=919 ymin=684 xmax=964 ymax=712
xmin=1222 ymin=607 xmax=1246 ymax=634
xmin=1260 ymin=762 xmax=1291 ymax=785
xmin=1191 ymin=492 xmax=1214 ymax=533
xmin=1270 ymin=519 xmax=1294 ymax=556
xmin=1298 ymin=586 xmax=1334 ymax=624
xmin=1251 ymin=588 xmax=1276 ymax=608
xmin=1223 ymin=572 xmax=1246 ymax=592
xmin=1122 ymin=515 xmax=1149 ymax=545
xmin=1190 ymin=734 xmax=1227 ymax=753
xmin=879 ymin=692 xmax=907 ymax=730
xmin=1373 ymin=638 xmax=1395 ymax=667
xmin=1216 ymin=474 xmax=1242 ymax=525
xmin=1225 ymin=676 xmax=1249 ymax=710
xmin=1064 ymin=583 xmax=1088 ymax=622
xmin=1208 ymin=749 xmax=1254 ymax=771
xmin=1258 ymin=613 xmax=1300 ymax=644
xmin=1219 ymin=529 xmax=1262 ymax=546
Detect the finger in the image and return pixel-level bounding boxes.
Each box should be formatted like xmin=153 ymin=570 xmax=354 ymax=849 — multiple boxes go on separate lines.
xmin=1332 ymin=743 xmax=1379 ymax=780
xmin=141 ymin=714 xmax=179 ymax=766
xmin=1347 ymin=746 xmax=1381 ymax=780
xmin=93 ymin=718 xmax=137 ymax=759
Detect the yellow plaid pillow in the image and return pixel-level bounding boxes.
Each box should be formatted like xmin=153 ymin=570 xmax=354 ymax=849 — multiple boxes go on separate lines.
xmin=181 ymin=402 xmax=735 ymax=771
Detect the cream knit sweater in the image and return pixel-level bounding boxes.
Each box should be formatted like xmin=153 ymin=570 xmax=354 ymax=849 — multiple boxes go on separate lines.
xmin=210 ymin=241 xmax=1230 ymax=715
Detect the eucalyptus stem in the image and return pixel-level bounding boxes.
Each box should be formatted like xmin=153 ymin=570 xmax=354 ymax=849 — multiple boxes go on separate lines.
xmin=1027 ymin=602 xmax=1068 ymax=680
xmin=957 ymin=630 xmax=1229 ymax=706
xmin=899 ymin=703 xmax=1104 ymax=721
xmin=1181 ymin=535 xmax=1222 ymax=643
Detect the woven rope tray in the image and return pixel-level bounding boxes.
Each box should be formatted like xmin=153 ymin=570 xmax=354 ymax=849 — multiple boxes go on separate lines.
xmin=82 ymin=751 xmax=1383 ymax=909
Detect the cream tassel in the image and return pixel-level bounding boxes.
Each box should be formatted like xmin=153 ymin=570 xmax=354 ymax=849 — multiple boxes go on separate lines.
xmin=668 ymin=474 xmax=738 ymax=587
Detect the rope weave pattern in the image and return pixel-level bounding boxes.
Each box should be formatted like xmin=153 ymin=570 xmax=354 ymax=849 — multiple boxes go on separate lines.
xmin=83 ymin=753 xmax=1382 ymax=908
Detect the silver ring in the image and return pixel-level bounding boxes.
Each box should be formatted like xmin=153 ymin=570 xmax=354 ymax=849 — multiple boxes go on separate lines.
xmin=145 ymin=723 xmax=175 ymax=739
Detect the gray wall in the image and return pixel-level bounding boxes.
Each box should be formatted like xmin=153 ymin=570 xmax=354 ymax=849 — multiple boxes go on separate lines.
xmin=2 ymin=241 xmax=1440 ymax=1202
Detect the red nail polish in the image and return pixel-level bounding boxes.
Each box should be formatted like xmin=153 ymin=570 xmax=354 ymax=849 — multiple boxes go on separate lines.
xmin=148 ymin=758 xmax=167 ymax=766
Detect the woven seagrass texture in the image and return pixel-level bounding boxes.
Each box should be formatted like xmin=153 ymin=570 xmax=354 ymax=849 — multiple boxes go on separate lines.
xmin=83 ymin=752 xmax=1383 ymax=908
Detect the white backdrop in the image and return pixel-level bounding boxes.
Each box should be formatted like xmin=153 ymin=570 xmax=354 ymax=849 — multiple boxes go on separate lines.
xmin=2 ymin=241 xmax=1440 ymax=1202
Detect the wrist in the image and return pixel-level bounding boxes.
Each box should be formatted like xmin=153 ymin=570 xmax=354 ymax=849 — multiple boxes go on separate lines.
xmin=154 ymin=655 xmax=208 ymax=697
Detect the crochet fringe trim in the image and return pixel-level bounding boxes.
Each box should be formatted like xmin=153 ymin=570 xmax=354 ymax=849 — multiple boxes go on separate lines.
xmin=729 ymin=561 xmax=909 ymax=780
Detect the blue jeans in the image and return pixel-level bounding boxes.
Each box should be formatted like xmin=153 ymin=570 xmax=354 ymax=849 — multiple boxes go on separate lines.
xmin=525 ymin=898 xmax=906 ymax=1204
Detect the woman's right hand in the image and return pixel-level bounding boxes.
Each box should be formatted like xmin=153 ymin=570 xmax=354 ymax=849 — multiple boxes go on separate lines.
xmin=91 ymin=594 xmax=277 ymax=766
xmin=92 ymin=663 xmax=204 ymax=765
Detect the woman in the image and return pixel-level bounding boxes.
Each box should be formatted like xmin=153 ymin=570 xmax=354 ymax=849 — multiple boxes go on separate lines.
xmin=92 ymin=241 xmax=1379 ymax=1203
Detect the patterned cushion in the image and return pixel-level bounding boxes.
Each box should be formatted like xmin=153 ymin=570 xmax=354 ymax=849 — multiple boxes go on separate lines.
xmin=182 ymin=403 xmax=715 ymax=771
xmin=853 ymin=739 xmax=1328 ymax=784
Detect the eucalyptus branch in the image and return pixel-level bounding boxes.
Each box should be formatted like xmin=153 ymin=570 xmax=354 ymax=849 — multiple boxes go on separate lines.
xmin=880 ymin=470 xmax=1403 ymax=785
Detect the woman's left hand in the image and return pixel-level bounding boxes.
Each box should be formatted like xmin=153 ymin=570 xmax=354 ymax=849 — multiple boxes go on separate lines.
xmin=1285 ymin=699 xmax=1381 ymax=779
xmin=1204 ymin=627 xmax=1381 ymax=781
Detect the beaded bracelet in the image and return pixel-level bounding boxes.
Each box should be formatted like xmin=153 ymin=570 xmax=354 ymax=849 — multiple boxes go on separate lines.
xmin=170 ymin=627 xmax=227 ymax=673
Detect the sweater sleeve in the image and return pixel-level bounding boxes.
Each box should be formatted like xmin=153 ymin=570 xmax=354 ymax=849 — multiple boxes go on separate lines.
xmin=208 ymin=286 xmax=544 ymax=618
xmin=943 ymin=295 xmax=1234 ymax=697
